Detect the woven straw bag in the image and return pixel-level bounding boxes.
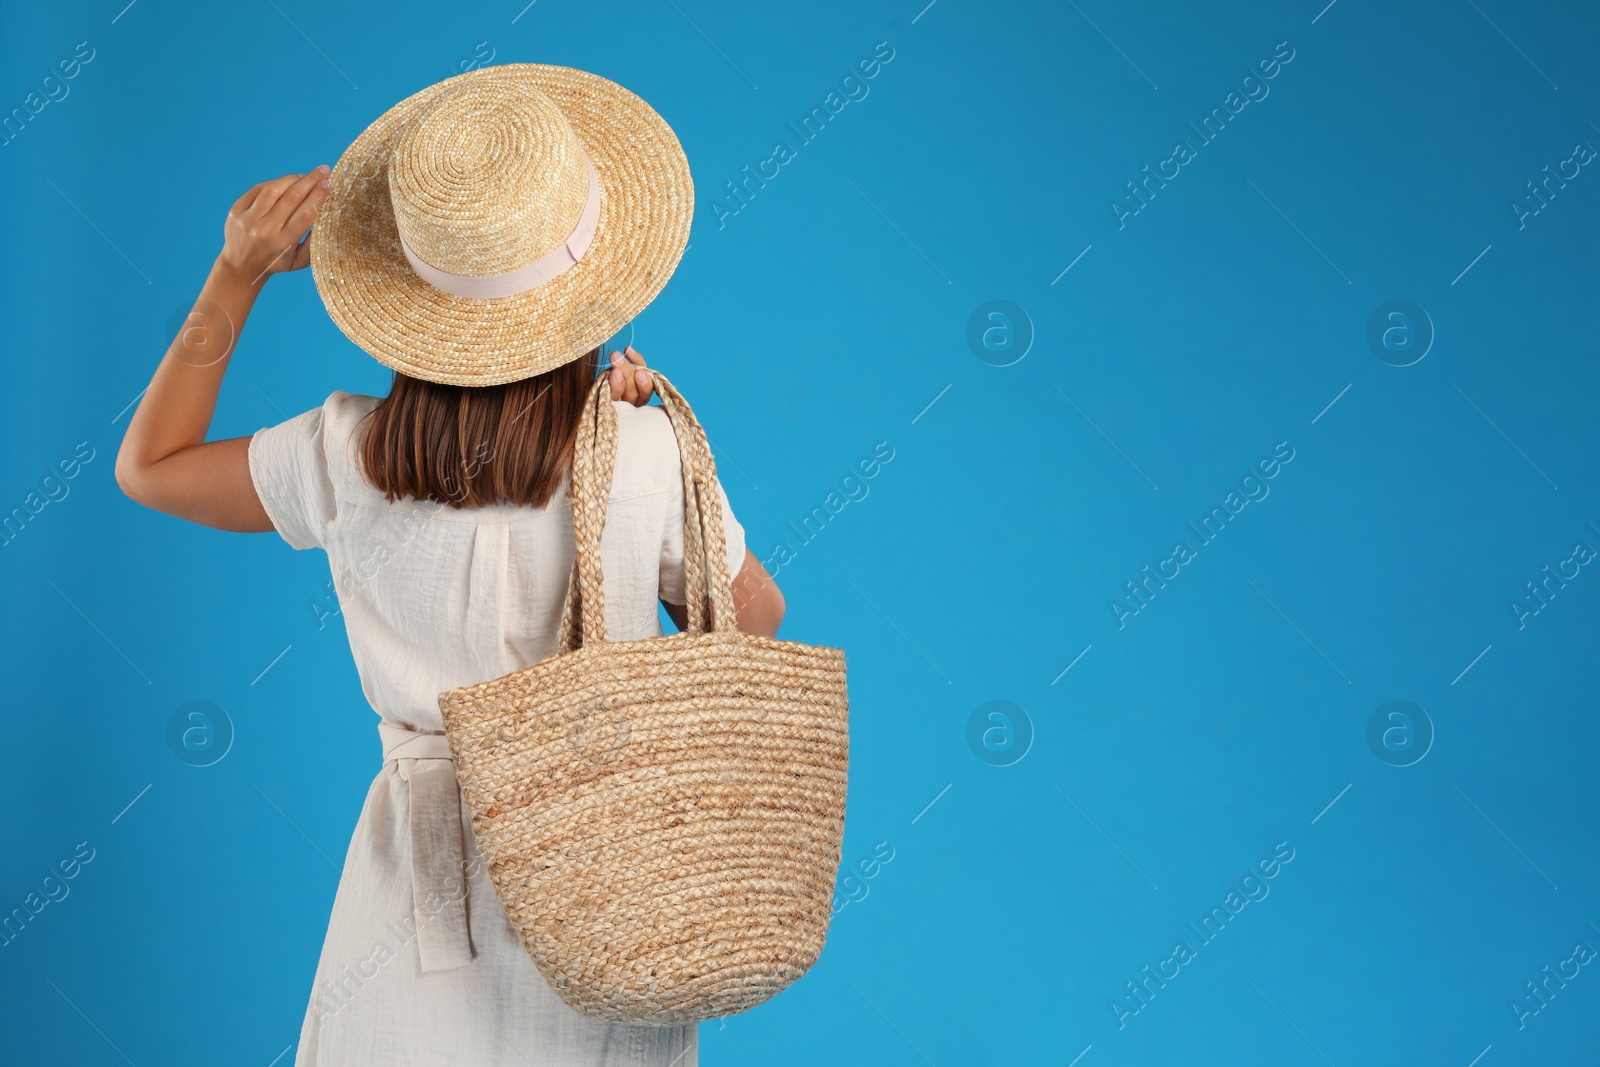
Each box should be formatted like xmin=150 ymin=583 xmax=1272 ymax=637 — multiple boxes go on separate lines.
xmin=437 ymin=369 xmax=850 ymax=1025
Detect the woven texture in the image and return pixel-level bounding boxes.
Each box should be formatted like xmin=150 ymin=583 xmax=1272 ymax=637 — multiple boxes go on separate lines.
xmin=310 ymin=64 xmax=693 ymax=387
xmin=438 ymin=371 xmax=850 ymax=1025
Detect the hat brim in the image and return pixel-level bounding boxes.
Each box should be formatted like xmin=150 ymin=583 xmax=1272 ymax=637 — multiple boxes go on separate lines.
xmin=310 ymin=64 xmax=693 ymax=387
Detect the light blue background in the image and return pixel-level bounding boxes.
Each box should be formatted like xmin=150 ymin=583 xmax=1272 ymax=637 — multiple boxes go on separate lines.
xmin=3 ymin=1 xmax=1598 ymax=1064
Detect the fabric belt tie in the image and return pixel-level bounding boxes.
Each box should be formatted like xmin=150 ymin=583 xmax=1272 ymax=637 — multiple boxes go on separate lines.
xmin=379 ymin=721 xmax=474 ymax=973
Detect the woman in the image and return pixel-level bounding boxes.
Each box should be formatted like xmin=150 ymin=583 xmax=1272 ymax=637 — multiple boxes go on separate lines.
xmin=114 ymin=64 xmax=783 ymax=1065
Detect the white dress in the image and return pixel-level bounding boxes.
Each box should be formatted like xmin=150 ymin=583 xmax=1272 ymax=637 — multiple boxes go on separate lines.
xmin=247 ymin=389 xmax=747 ymax=1067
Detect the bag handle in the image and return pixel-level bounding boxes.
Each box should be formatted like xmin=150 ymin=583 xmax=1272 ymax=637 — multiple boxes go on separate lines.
xmin=556 ymin=369 xmax=738 ymax=652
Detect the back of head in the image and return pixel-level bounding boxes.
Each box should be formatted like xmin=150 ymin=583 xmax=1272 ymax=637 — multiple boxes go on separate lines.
xmin=354 ymin=346 xmax=601 ymax=510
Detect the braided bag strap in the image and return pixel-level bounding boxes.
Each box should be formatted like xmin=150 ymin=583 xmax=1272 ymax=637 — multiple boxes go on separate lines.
xmin=556 ymin=369 xmax=737 ymax=653
xmin=651 ymin=371 xmax=737 ymax=635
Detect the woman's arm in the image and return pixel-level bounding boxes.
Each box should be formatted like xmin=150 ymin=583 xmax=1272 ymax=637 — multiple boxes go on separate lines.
xmin=662 ymin=549 xmax=785 ymax=638
xmin=115 ymin=167 xmax=332 ymax=530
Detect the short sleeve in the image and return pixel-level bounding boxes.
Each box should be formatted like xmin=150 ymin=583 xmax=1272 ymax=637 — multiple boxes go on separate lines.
xmin=659 ymin=477 xmax=747 ymax=605
xmin=247 ymin=393 xmax=342 ymax=551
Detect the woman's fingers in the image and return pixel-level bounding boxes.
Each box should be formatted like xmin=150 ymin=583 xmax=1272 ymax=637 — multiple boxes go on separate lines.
xmin=606 ymin=351 xmax=623 ymax=400
xmin=265 ymin=167 xmax=331 ymax=235
xmin=605 ymin=348 xmax=655 ymax=405
xmin=228 ymin=181 xmax=270 ymax=219
xmin=224 ymin=167 xmax=331 ymax=280
xmin=623 ymin=346 xmax=654 ymax=404
xmin=608 ymin=351 xmax=639 ymax=403
xmin=248 ymin=173 xmax=308 ymax=221
xmin=287 ymin=228 xmax=313 ymax=272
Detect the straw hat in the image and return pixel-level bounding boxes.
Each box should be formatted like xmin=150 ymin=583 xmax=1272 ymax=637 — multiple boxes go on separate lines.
xmin=310 ymin=64 xmax=693 ymax=387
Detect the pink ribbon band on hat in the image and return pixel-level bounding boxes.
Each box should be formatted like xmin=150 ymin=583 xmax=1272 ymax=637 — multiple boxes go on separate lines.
xmin=398 ymin=162 xmax=602 ymax=299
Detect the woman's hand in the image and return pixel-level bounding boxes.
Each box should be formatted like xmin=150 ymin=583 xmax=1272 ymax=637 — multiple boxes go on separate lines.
xmin=608 ymin=346 xmax=656 ymax=405
xmin=220 ymin=166 xmax=332 ymax=287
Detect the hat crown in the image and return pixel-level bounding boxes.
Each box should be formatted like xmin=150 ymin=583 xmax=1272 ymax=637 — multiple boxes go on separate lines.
xmin=388 ymin=80 xmax=592 ymax=278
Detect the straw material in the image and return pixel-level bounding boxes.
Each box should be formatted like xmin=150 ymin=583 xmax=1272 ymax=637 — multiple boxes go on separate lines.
xmin=438 ymin=371 xmax=850 ymax=1025
xmin=311 ymin=64 xmax=693 ymax=387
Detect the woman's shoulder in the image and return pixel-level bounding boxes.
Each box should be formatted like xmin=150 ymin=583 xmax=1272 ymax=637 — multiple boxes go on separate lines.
xmin=251 ymin=389 xmax=376 ymax=469
xmin=610 ymin=401 xmax=684 ymax=500
xmin=321 ymin=389 xmax=382 ymax=427
xmin=316 ymin=385 xmax=378 ymax=435
xmin=310 ymin=390 xmax=384 ymax=497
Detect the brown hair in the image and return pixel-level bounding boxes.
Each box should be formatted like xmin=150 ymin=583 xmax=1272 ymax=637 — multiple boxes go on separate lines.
xmin=354 ymin=346 xmax=601 ymax=509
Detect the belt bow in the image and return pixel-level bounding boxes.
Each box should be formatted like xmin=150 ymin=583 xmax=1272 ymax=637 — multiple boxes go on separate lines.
xmin=379 ymin=721 xmax=474 ymax=973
